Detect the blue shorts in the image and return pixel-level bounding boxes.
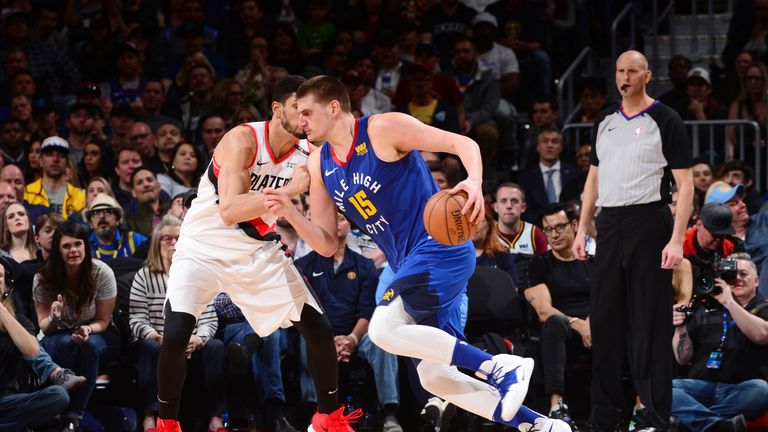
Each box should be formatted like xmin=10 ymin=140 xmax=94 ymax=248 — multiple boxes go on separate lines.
xmin=379 ymin=241 xmax=475 ymax=339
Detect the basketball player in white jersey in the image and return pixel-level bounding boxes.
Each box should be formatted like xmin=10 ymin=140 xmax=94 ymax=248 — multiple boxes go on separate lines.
xmin=154 ymin=76 xmax=354 ymax=432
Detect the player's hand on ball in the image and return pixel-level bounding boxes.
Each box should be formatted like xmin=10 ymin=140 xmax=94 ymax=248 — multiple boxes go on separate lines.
xmin=449 ymin=178 xmax=484 ymax=225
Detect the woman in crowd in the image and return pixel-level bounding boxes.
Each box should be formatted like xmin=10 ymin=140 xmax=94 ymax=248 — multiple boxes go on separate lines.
xmin=26 ymin=140 xmax=43 ymax=182
xmin=77 ymin=139 xmax=114 ymax=185
xmin=129 ymin=215 xmax=226 ymax=432
xmin=157 ymin=143 xmax=204 ymax=198
xmin=68 ymin=177 xmax=116 ymax=232
xmin=32 ymin=222 xmax=120 ymax=430
xmin=472 ymin=206 xmax=520 ymax=287
xmin=0 ymin=202 xmax=38 ymax=264
xmin=728 ymin=62 xmax=768 ymax=163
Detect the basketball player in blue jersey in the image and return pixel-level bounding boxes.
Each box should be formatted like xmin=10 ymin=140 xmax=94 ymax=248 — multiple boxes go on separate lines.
xmin=153 ymin=76 xmax=359 ymax=432
xmin=264 ymin=76 xmax=571 ymax=432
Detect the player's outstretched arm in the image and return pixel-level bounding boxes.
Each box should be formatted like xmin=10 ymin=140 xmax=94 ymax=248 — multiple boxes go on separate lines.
xmin=264 ymin=150 xmax=339 ymax=256
xmin=369 ymin=112 xmax=485 ymax=224
xmin=217 ymin=126 xmax=308 ymax=226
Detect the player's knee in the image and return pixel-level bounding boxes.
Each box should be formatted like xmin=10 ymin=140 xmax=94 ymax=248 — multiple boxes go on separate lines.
xmin=162 ymin=305 xmax=197 ymax=354
xmin=416 ymin=361 xmax=446 ymax=394
xmin=297 ymin=306 xmax=334 ymax=345
xmin=367 ymin=309 xmax=393 ymax=351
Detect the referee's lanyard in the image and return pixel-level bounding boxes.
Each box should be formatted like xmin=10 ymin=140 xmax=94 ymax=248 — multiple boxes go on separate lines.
xmin=706 ymin=309 xmax=734 ymax=369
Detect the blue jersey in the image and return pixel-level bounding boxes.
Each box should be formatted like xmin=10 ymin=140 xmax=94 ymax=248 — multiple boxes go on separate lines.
xmin=320 ymin=116 xmax=467 ymax=272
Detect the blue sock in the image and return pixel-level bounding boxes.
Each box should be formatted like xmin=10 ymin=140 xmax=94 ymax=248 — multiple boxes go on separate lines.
xmin=492 ymin=404 xmax=545 ymax=428
xmin=450 ymin=340 xmax=492 ymax=372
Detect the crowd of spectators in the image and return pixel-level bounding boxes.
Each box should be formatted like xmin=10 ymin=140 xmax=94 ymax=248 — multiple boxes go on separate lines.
xmin=0 ymin=1 xmax=768 ymax=432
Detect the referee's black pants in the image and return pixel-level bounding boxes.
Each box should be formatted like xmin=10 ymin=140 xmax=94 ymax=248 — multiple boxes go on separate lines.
xmin=590 ymin=202 xmax=673 ymax=429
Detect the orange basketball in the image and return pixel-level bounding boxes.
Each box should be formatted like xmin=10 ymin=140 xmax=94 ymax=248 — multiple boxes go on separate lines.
xmin=423 ymin=190 xmax=477 ymax=246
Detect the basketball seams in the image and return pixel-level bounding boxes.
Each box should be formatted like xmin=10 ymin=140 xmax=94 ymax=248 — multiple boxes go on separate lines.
xmin=446 ymin=193 xmax=463 ymax=245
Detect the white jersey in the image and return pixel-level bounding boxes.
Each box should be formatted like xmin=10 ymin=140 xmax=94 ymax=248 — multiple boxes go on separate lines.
xmin=178 ymin=120 xmax=310 ymax=258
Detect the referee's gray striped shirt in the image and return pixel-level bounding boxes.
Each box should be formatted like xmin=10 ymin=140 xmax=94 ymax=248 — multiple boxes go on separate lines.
xmin=590 ymin=101 xmax=691 ymax=207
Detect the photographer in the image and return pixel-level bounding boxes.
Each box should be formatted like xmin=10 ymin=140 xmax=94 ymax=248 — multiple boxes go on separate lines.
xmin=683 ymin=203 xmax=743 ymax=265
xmin=671 ymin=252 xmax=768 ymax=432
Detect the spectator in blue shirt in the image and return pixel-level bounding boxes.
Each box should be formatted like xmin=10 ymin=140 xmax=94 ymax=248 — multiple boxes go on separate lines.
xmin=296 ymin=213 xmax=403 ymax=432
xmin=86 ymin=193 xmax=147 ymax=261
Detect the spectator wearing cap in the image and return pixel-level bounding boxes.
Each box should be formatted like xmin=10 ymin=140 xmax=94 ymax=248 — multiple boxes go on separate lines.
xmin=64 ymin=103 xmax=96 ymax=165
xmin=0 ymin=9 xmax=80 ymax=99
xmin=420 ymin=0 xmax=477 ymax=67
xmin=23 ymin=137 xmax=85 ymax=223
xmin=446 ymin=35 xmax=500 ymax=177
xmin=675 ymin=67 xmax=727 ymax=121
xmin=124 ymin=168 xmax=172 ymax=238
xmin=473 ymin=12 xmax=520 ymax=101
xmin=0 ymin=119 xmax=27 ymax=169
xmin=86 ymin=193 xmax=147 ymax=261
xmin=397 ymin=63 xmax=460 ymax=133
xmin=720 ymin=160 xmax=766 ymax=215
xmin=109 ymin=104 xmax=137 ymax=149
xmin=705 ymin=181 xmax=768 ymax=297
xmin=706 ymin=181 xmax=749 ymax=241
xmin=75 ymin=82 xmax=101 ymax=107
xmin=104 ymin=42 xmax=146 ymax=107
xmin=683 ymin=203 xmax=743 ymax=269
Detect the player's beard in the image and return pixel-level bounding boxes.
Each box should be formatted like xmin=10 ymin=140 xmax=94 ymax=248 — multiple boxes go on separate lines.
xmin=282 ymin=116 xmax=307 ymax=140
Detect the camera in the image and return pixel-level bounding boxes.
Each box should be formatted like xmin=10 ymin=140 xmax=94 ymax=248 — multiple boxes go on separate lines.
xmin=693 ymin=254 xmax=737 ymax=296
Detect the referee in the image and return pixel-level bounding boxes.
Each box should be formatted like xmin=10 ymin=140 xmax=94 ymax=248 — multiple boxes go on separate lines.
xmin=573 ymin=50 xmax=693 ymax=431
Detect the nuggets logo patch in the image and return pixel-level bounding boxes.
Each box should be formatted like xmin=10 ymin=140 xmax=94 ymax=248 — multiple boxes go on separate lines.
xmin=355 ymin=142 xmax=368 ymax=156
xmin=382 ymin=288 xmax=394 ymax=301
xmin=347 ymin=271 xmax=357 ymax=280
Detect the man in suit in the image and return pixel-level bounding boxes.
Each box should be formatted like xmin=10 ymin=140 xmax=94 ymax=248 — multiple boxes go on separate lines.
xmin=519 ymin=127 xmax=579 ymax=225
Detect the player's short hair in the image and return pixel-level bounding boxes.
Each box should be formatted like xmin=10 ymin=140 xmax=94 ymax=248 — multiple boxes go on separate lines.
xmin=273 ymin=75 xmax=307 ymax=105
xmin=296 ymin=75 xmax=351 ymax=113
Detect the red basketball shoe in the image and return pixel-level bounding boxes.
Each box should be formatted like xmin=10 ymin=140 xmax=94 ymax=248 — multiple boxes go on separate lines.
xmin=155 ymin=418 xmax=182 ymax=432
xmin=308 ymin=406 xmax=363 ymax=432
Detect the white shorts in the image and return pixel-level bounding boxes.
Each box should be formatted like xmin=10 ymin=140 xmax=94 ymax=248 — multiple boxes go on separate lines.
xmin=165 ymin=239 xmax=322 ymax=337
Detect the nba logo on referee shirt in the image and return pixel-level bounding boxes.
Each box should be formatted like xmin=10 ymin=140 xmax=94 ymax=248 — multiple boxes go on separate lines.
xmin=634 ymin=126 xmax=643 ymax=136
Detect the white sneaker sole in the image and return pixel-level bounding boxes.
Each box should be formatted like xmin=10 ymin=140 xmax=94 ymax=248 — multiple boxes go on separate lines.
xmin=501 ymin=357 xmax=535 ymax=421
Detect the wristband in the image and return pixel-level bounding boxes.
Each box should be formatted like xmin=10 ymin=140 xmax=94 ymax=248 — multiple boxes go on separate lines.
xmin=348 ymin=333 xmax=359 ymax=344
